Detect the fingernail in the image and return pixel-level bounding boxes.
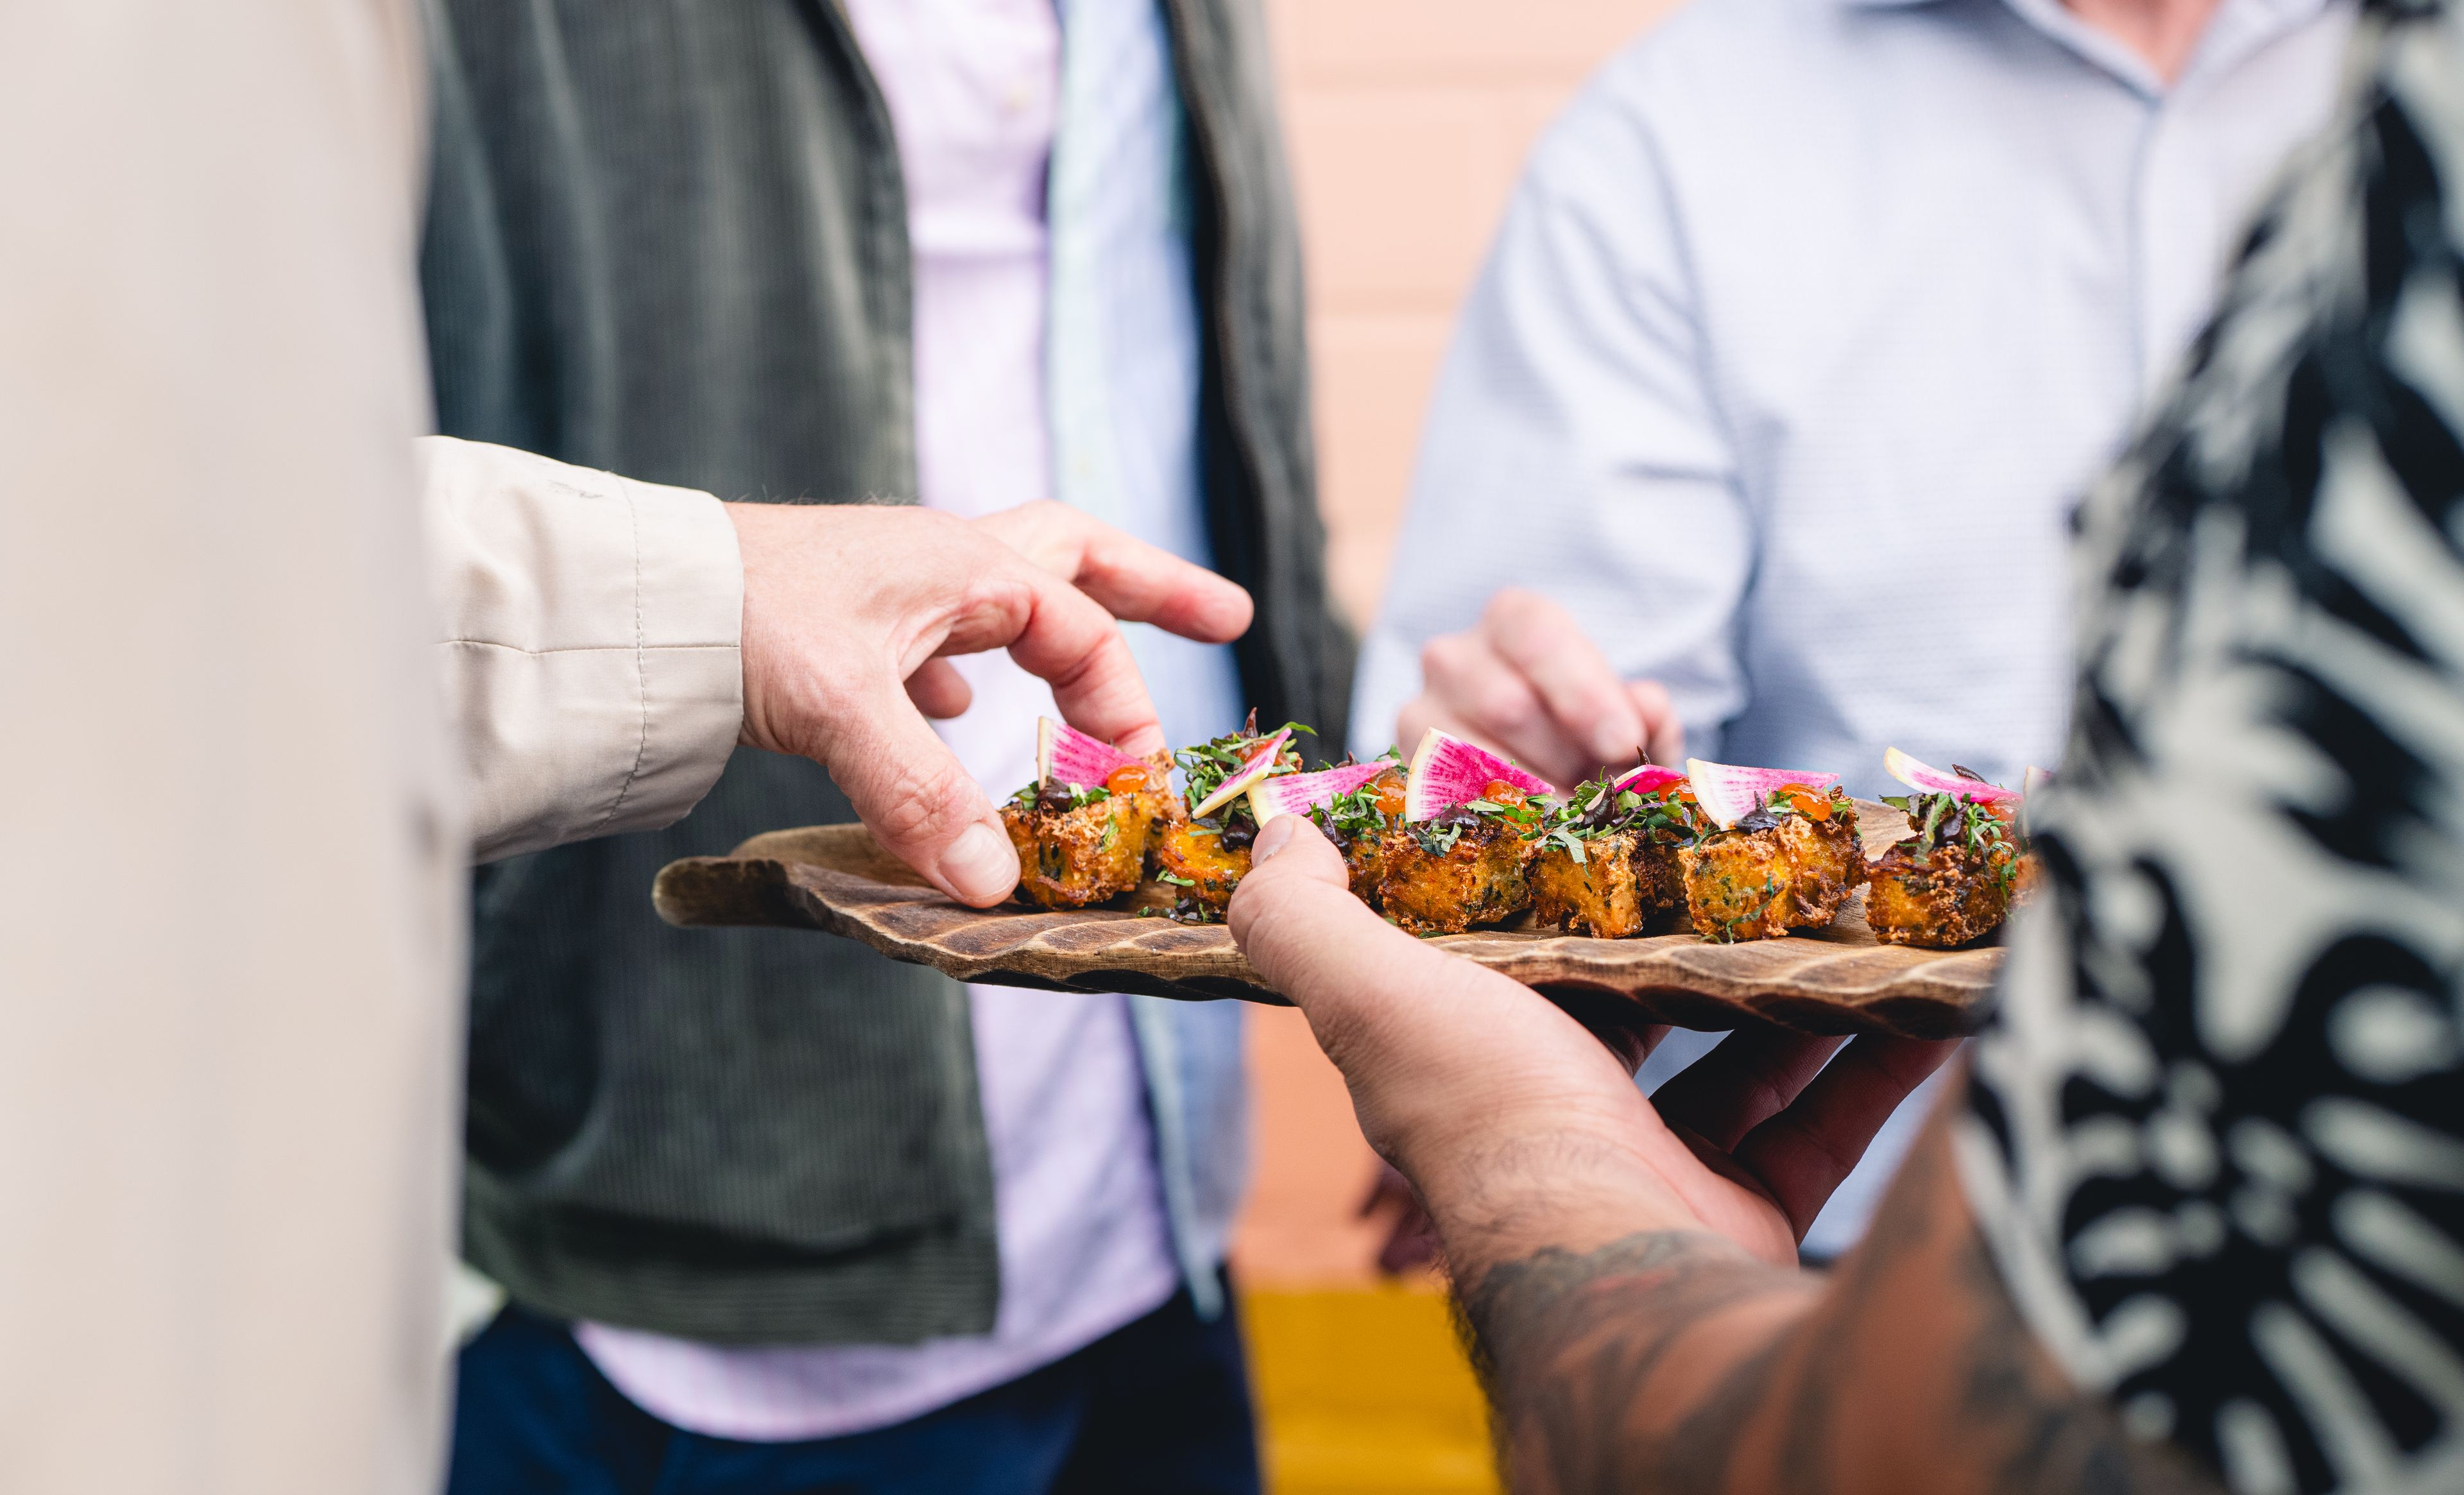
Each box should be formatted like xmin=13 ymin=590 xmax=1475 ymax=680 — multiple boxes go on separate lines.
xmin=939 ymin=821 xmax=1017 ymax=905
xmin=1252 ymin=816 xmax=1301 ymax=864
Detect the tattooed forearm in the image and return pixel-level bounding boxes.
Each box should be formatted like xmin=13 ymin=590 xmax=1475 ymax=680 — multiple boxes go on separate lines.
xmin=1448 ymin=1117 xmax=2220 ymax=1495
xmin=1457 ymin=1230 xmax=1811 ymax=1495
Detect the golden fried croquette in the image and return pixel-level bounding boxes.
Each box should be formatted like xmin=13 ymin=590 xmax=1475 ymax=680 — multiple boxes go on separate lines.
xmin=1678 ymin=785 xmax=1863 ymax=941
xmin=1314 ymin=765 xmax=1532 ymax=934
xmin=1373 ymin=810 xmax=1531 ymax=935
xmin=1864 ymin=795 xmax=2020 ymax=948
xmin=1001 ymin=760 xmax=1174 ymax=909
xmin=1153 ymin=816 xmax=1253 ymax=912
xmin=1527 ymin=776 xmax=1701 ymax=937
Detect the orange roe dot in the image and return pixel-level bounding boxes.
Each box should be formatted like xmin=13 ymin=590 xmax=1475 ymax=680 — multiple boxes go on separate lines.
xmin=1482 ymin=779 xmax=1528 ymax=807
xmin=1104 ymin=763 xmax=1154 ymax=794
xmin=1775 ymin=784 xmax=1831 ymax=820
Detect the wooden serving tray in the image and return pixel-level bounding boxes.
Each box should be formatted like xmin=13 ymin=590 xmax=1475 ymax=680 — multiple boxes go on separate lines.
xmin=652 ymin=803 xmax=2005 ymax=1038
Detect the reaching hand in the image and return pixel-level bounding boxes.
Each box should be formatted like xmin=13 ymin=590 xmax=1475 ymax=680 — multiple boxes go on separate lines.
xmin=726 ymin=500 xmax=1252 ymax=907
xmin=1227 ymin=814 xmax=1956 ymax=1273
xmin=1397 ymin=588 xmax=1683 ymax=791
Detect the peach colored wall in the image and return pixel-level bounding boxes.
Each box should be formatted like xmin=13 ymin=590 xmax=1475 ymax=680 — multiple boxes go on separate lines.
xmin=1269 ymin=1 xmax=1686 ymax=631
xmin=1231 ymin=1 xmax=1684 ymax=1286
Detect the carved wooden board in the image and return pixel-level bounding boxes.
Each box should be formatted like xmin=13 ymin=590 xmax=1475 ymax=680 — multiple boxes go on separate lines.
xmin=653 ymin=805 xmax=2006 ymax=1038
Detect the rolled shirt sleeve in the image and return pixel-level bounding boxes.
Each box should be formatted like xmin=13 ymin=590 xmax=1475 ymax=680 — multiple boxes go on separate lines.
xmin=1350 ymin=65 xmax=1753 ymax=760
xmin=420 ymin=436 xmax=744 ymax=862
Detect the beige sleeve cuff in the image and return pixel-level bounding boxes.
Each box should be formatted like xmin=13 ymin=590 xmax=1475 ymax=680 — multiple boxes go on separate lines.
xmin=419 ymin=436 xmax=743 ymax=863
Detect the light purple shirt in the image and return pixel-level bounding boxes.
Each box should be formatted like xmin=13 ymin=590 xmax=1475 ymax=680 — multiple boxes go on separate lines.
xmin=573 ymin=0 xmax=1236 ymax=1439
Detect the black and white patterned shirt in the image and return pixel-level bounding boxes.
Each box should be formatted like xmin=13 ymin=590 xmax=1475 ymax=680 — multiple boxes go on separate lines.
xmin=1958 ymin=2 xmax=2464 ymax=1491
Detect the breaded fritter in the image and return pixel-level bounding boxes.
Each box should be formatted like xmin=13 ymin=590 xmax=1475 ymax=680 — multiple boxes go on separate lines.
xmin=1374 ymin=810 xmax=1530 ymax=935
xmin=1313 ymin=765 xmax=1533 ymax=934
xmin=1154 ymin=814 xmax=1253 ymax=910
xmin=1150 ymin=721 xmax=1307 ymax=919
xmin=1865 ymin=794 xmax=2020 ymax=947
xmin=1679 ymin=784 xmax=1863 ymax=941
xmin=1527 ymin=778 xmax=1702 ymax=937
xmin=1001 ymin=760 xmax=1174 ymax=909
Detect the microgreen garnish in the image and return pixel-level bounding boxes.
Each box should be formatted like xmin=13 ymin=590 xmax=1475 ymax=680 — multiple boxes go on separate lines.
xmin=1174 ymin=716 xmax=1309 ymax=818
xmin=1895 ymin=790 xmax=2019 ymax=887
xmin=1540 ymin=773 xmax=1701 ymax=849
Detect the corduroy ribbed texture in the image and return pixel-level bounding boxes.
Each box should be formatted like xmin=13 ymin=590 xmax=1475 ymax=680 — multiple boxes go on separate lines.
xmin=418 ymin=0 xmax=1351 ymax=1345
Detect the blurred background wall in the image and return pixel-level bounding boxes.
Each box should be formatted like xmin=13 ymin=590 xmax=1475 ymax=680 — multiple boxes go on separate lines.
xmin=1228 ymin=4 xmax=1685 ymax=1491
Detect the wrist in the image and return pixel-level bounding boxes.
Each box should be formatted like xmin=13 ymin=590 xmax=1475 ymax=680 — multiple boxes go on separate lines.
xmin=1405 ymin=1119 xmax=1705 ymax=1277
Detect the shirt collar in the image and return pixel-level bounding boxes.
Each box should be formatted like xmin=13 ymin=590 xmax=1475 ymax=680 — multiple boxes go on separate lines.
xmin=1838 ymin=0 xmax=2343 ymax=94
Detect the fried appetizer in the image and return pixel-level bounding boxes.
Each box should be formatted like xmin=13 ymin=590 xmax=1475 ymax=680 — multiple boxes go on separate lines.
xmin=1863 ymin=749 xmax=2026 ymax=946
xmin=1865 ymin=792 xmax=2020 ymax=946
xmin=1677 ymin=760 xmax=1863 ymax=942
xmin=1528 ymin=765 xmax=1704 ymax=937
xmin=1374 ymin=794 xmax=1538 ymax=935
xmin=1313 ymin=730 xmax=1550 ymax=935
xmin=1002 ymin=759 xmax=1174 ymax=909
xmin=1313 ymin=763 xmax=1410 ymax=908
xmin=1151 ymin=717 xmax=1305 ymax=920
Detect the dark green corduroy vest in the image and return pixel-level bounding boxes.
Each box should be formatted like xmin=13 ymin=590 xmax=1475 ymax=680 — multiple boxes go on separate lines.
xmin=418 ymin=0 xmax=1350 ymax=1344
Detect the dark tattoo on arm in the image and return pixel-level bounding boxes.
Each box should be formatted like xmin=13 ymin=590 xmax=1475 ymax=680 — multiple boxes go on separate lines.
xmin=1450 ymin=1120 xmax=2220 ymax=1495
xmin=1457 ymin=1228 xmax=1805 ymax=1495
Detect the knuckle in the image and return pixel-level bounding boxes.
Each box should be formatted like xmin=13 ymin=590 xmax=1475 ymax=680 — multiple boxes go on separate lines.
xmin=1485 ymin=588 xmax=1539 ymax=626
xmin=865 ymin=756 xmax=974 ymax=846
xmin=1473 ymin=679 xmax=1539 ymax=735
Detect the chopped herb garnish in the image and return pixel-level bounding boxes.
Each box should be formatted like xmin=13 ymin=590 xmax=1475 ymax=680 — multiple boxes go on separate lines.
xmin=1174 ymin=713 xmax=1309 ymax=817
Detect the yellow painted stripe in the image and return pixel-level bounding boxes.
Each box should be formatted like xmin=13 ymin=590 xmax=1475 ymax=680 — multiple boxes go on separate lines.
xmin=1243 ymin=1285 xmax=1500 ymax=1495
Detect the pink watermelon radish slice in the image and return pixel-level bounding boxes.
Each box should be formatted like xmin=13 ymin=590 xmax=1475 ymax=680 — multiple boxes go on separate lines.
xmin=1189 ymin=728 xmax=1293 ymax=819
xmin=1606 ymin=763 xmax=1688 ymax=799
xmin=1038 ymin=716 xmax=1140 ymax=788
xmin=1403 ymin=728 xmax=1555 ymax=822
xmin=1247 ymin=761 xmax=1390 ymax=825
xmin=1684 ymin=758 xmax=1841 ymax=830
xmin=1883 ymin=746 xmax=2019 ymax=805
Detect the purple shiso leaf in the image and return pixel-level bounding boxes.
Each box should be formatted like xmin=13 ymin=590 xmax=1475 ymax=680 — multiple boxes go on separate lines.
xmin=1247 ymin=761 xmax=1390 ymax=825
xmin=1037 ymin=715 xmax=1140 ymax=789
xmin=1190 ymin=728 xmax=1294 ymax=819
xmin=1607 ymin=763 xmax=1688 ymax=799
xmin=1883 ymin=746 xmax=2020 ymax=805
xmin=1403 ymin=728 xmax=1555 ymax=823
xmin=1684 ymin=758 xmax=1841 ymax=830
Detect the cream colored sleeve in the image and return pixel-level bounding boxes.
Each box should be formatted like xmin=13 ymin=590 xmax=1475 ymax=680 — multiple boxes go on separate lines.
xmin=420 ymin=436 xmax=746 ymax=862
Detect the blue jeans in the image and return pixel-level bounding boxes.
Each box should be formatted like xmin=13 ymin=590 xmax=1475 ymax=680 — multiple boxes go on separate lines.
xmin=447 ymin=1276 xmax=1260 ymax=1495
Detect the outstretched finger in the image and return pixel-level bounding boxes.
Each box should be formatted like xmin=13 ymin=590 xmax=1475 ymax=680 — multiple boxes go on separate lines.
xmin=906 ymin=658 xmax=973 ymax=719
xmin=940 ymin=542 xmax=1173 ymax=758
xmin=1483 ymin=589 xmax=1646 ymax=773
xmin=815 ymin=667 xmax=1021 ymax=907
xmin=1731 ymin=1036 xmax=1964 ymax=1240
xmin=1628 ymin=679 xmax=1686 ymax=769
xmin=1412 ymin=630 xmax=1592 ymax=790
xmin=973 ymin=502 xmax=1253 ymax=644
xmin=1649 ymin=1027 xmax=1848 ymax=1152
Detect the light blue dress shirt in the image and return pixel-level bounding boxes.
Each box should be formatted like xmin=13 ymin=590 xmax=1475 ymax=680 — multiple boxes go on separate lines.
xmin=1354 ymin=0 xmax=2353 ymax=796
xmin=1353 ymin=0 xmax=2354 ymax=1255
